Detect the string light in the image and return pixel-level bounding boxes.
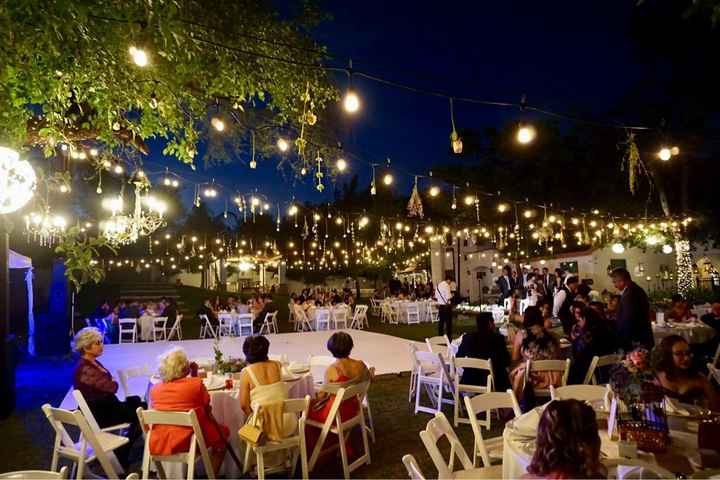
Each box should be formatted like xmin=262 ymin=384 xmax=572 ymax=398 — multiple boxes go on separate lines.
xmin=497 ymin=203 xmax=508 ymax=213
xmin=113 ymin=164 xmax=124 ymax=174
xmin=658 ymin=147 xmax=671 ymax=161
xmin=343 ymin=88 xmax=360 ymax=113
xmin=429 ymin=186 xmax=440 ymax=197
xmin=464 ymin=195 xmax=475 ymax=206
xmin=128 ymin=45 xmax=149 ymax=67
xmin=383 ymin=173 xmax=393 ymax=185
xmin=277 ymin=137 xmax=289 ymax=152
xmin=210 ymin=117 xmax=225 ymax=132
xmin=336 ymin=158 xmax=347 ymax=172
xmin=516 ymin=124 xmax=537 ymax=144
xmin=611 ymin=243 xmax=625 ymax=254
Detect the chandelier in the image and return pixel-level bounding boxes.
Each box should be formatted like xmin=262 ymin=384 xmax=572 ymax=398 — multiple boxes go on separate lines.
xmin=24 ymin=207 xmax=67 ymax=246
xmin=100 ymin=185 xmax=166 ymax=246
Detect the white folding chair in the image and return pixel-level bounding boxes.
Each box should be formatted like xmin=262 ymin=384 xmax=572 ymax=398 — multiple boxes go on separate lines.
xmin=294 ymin=308 xmax=314 ymax=332
xmin=550 ymin=384 xmax=612 ymax=405
xmin=401 ymin=454 xmax=426 ymax=480
xmin=331 ymin=307 xmax=349 ymax=329
xmin=406 ymin=303 xmax=421 ymax=325
xmin=428 ymin=304 xmax=439 ymax=323
xmin=425 ymin=335 xmax=451 ymax=358
xmin=413 ymin=350 xmax=455 ymax=415
xmin=308 ymin=355 xmax=335 ymax=387
xmin=72 ymin=389 xmax=129 ymax=475
xmin=42 ymin=403 xmax=127 ymax=480
xmin=152 ymin=317 xmax=168 ymax=342
xmin=258 ymin=312 xmax=278 ymax=335
xmin=518 ymin=298 xmax=529 ymax=314
xmin=525 ymin=358 xmax=571 ymax=398
xmin=420 ymin=412 xmax=501 ymax=479
xmin=0 ymin=467 xmax=69 ymax=479
xmin=583 ymin=353 xmax=624 ymax=385
xmin=217 ymin=313 xmax=235 ymax=337
xmin=350 ymin=305 xmax=368 ymax=329
xmin=236 ymin=313 xmax=254 ymax=336
xmin=198 ymin=314 xmax=217 ymax=339
xmin=117 ymin=365 xmax=151 ymax=399
xmin=306 ymin=382 xmax=371 ymax=479
xmin=453 ymin=357 xmax=494 ymax=427
xmin=167 ymin=314 xmax=183 ymax=341
xmin=382 ymin=302 xmax=399 ymax=324
xmin=464 ymin=390 xmax=521 ymax=468
xmin=242 ymin=396 xmax=310 ymax=480
xmin=601 ymin=457 xmax=673 ymax=479
xmin=118 ymin=318 xmax=137 ymax=344
xmin=136 ymin=407 xmax=215 ymax=480
xmin=288 ymin=303 xmax=296 ymax=327
xmin=315 ymin=308 xmax=331 ymax=331
xmin=369 ymin=298 xmax=381 ymax=317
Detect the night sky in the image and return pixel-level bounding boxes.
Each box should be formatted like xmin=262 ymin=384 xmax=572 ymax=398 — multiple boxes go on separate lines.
xmin=149 ymin=1 xmax=647 ymax=214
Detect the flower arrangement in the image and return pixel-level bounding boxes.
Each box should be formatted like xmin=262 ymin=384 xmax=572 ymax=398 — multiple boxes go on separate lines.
xmin=213 ymin=340 xmax=247 ymax=374
xmin=610 ymin=348 xmax=662 ymax=403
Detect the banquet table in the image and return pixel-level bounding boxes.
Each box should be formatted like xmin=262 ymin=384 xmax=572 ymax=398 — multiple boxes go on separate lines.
xmin=502 ymin=403 xmax=701 ymax=479
xmin=386 ymin=300 xmax=437 ymax=323
xmin=147 ymin=372 xmax=315 ymax=478
xmin=652 ymin=321 xmax=716 ymax=345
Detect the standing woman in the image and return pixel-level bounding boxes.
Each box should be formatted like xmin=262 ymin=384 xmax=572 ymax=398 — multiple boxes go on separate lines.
xmin=72 ymin=327 xmax=144 ymax=467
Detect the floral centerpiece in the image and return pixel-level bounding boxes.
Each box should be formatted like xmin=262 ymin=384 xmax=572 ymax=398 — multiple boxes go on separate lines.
xmin=213 ymin=340 xmax=247 ymax=375
xmin=610 ymin=348 xmax=669 ymax=452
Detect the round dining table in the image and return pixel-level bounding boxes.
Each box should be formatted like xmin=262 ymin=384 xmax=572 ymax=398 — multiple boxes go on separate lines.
xmin=147 ymin=371 xmax=315 ymax=478
xmin=502 ymin=402 xmax=702 ymax=479
xmin=652 ymin=321 xmax=716 ymax=345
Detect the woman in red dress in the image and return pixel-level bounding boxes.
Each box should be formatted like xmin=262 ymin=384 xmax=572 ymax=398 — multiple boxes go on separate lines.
xmin=149 ymin=347 xmax=229 ymax=475
xmin=306 ymin=332 xmax=373 ymax=461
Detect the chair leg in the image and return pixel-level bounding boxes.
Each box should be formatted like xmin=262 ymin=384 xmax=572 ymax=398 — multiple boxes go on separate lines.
xmin=243 ymin=441 xmax=252 ymax=474
xmin=414 ymin=376 xmax=422 ymax=414
xmin=337 ymin=426 xmax=351 ymax=480
xmin=256 ymin=450 xmax=265 ymax=480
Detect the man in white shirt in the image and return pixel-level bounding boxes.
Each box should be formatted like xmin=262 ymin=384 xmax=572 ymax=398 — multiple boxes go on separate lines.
xmin=553 ymin=275 xmax=579 ymax=334
xmin=435 ymin=273 xmax=454 ymax=339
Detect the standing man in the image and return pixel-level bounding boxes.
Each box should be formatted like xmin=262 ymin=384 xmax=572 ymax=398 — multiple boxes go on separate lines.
xmin=553 ymin=276 xmax=579 ymax=335
xmin=540 ymin=267 xmax=554 ymax=299
xmin=611 ymin=267 xmax=653 ymax=351
xmin=496 ymin=265 xmax=513 ymax=305
xmin=436 ymin=273 xmax=454 ymax=340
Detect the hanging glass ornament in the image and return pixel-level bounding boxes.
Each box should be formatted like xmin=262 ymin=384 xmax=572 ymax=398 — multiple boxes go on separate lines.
xmin=315 ymin=152 xmax=324 ymax=192
xmin=249 ymin=131 xmax=257 ymax=169
xmin=407 ymin=176 xmax=424 ymax=218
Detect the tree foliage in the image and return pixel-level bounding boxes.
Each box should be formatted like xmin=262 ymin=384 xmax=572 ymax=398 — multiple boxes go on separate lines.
xmin=0 ymin=0 xmax=338 ymax=166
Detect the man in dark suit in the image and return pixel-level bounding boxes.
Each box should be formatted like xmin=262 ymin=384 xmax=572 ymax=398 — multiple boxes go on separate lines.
xmin=254 ymin=294 xmax=278 ymax=331
xmin=611 ymin=267 xmax=653 ymax=351
xmin=496 ymin=265 xmax=514 ymax=304
xmin=539 ymin=267 xmax=555 ymax=299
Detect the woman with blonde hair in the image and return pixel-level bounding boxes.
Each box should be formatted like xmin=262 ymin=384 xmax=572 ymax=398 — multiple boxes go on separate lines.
xmin=149 ymin=347 xmax=228 ymax=474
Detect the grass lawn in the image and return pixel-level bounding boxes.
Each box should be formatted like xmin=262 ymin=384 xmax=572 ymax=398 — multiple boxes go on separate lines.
xmin=2 ymin=298 xmax=496 ymax=478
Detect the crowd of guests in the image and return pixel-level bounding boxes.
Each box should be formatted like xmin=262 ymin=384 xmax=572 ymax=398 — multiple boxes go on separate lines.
xmin=87 ymin=297 xmax=178 ymax=343
xmin=70 ymin=327 xmax=371 ymax=475
xmin=458 ymin=267 xmax=720 ymax=412
xmin=198 ymin=294 xmax=278 ymax=332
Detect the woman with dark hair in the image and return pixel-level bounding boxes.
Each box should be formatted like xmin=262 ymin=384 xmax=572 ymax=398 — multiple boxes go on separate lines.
xmin=568 ymin=306 xmax=616 ymax=384
xmin=456 ymin=312 xmax=511 ymax=391
xmin=238 ymin=335 xmax=287 ymax=416
xmin=523 ymin=399 xmax=606 ymax=479
xmin=510 ymin=306 xmax=561 ymax=400
xmin=306 ymin=332 xmax=373 ymax=458
xmin=654 ymin=335 xmax=719 ymax=410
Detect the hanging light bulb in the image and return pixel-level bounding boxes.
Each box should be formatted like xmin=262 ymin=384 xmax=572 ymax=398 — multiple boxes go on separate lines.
xmin=464 ymin=195 xmax=475 ymax=206
xmin=210 ymin=117 xmax=225 ymax=132
xmin=113 ymin=164 xmax=124 ymax=174
xmin=288 ymin=205 xmax=298 ymax=216
xmin=516 ymin=124 xmax=537 ymax=144
xmin=343 ymin=88 xmax=360 ymax=113
xmin=662 ymin=244 xmax=673 ymax=254
xmin=612 ymin=243 xmax=625 ymax=254
xmin=300 ymin=166 xmax=307 ymax=176
xmin=336 ymin=158 xmax=347 ymax=172
xmin=429 ymin=186 xmax=440 ymax=197
xmin=658 ymin=147 xmax=672 ymax=161
xmin=128 ymin=45 xmax=149 ymax=67
xmin=497 ymin=203 xmax=508 ymax=213
xmin=277 ymin=137 xmax=289 ymax=152
xmin=163 ymin=178 xmax=171 ymax=186
xmin=383 ymin=173 xmax=393 ymax=185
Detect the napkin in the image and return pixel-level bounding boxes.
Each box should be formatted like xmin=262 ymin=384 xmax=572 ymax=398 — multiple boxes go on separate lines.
xmin=510 ymin=405 xmax=546 ymax=439
xmin=664 ymin=396 xmax=690 ymax=416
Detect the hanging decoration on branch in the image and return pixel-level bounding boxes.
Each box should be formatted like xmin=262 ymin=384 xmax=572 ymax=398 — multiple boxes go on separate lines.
xmin=100 ymin=182 xmax=166 ymax=246
xmin=0 ymin=146 xmax=36 ymax=214
xmin=24 ymin=207 xmax=67 ymax=246
xmin=449 ymin=98 xmax=463 ymax=154
xmin=315 ymin=152 xmax=324 ymax=192
xmin=407 ymin=176 xmax=424 ymax=218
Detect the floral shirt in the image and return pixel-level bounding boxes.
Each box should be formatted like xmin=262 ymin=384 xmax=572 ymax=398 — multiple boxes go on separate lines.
xmin=73 ymin=358 xmax=119 ymax=402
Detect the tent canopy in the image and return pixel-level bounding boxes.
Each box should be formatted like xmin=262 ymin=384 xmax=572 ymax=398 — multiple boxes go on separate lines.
xmin=9 ymin=249 xmax=32 ymax=269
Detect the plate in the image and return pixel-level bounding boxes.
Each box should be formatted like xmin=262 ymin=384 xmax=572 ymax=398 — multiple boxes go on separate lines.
xmin=288 ymin=363 xmax=310 ymax=374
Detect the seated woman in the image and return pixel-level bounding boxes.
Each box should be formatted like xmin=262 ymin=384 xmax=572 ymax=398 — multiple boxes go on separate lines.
xmin=149 ymin=347 xmax=228 ymax=474
xmin=667 ymin=295 xmax=695 ymax=323
xmin=540 ymin=302 xmax=554 ymax=330
xmin=306 ymin=332 xmax=372 ymax=458
xmin=510 ymin=306 xmax=562 ymax=402
xmin=198 ymin=298 xmax=218 ymax=328
xmin=568 ymin=306 xmax=616 ymax=384
xmin=456 ymin=312 xmax=511 ymax=391
xmin=654 ymin=335 xmax=719 ymax=411
xmin=72 ymin=327 xmax=144 ymax=467
xmin=522 ymin=399 xmax=606 ymax=479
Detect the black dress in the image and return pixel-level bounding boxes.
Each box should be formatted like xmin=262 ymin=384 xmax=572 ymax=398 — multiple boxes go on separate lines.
xmin=456 ymin=330 xmax=511 ymax=391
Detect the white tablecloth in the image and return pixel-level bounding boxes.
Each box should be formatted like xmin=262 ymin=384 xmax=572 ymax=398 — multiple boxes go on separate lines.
xmin=149 ymin=373 xmax=315 ymax=478
xmin=502 ymin=404 xmax=699 ymax=479
xmin=385 ymin=300 xmax=437 ymax=323
xmin=138 ymin=315 xmax=157 ymax=341
xmin=652 ymin=321 xmax=716 ymax=345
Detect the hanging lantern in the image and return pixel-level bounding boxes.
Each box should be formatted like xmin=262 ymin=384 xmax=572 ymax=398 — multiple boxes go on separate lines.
xmin=0 ymin=146 xmax=36 ymax=214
